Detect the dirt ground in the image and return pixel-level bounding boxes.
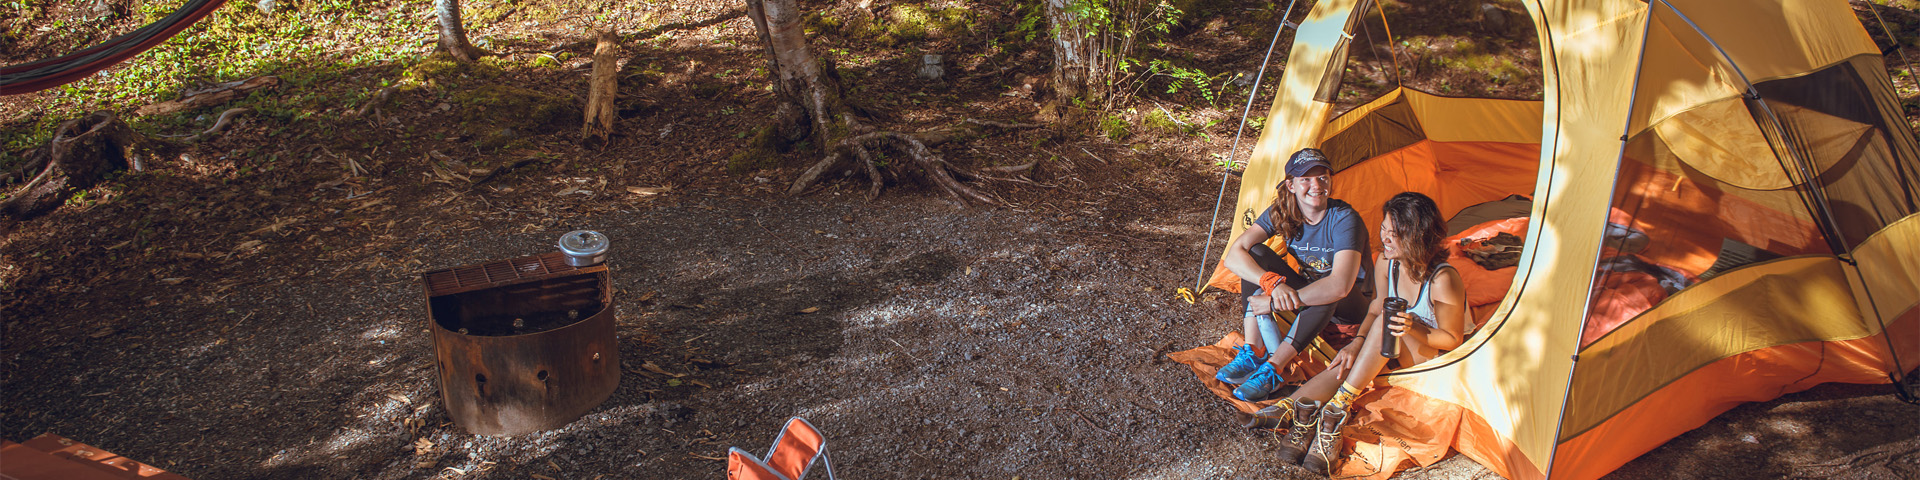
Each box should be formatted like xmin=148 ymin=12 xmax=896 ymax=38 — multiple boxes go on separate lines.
xmin=4 ymin=0 xmax=1919 ymax=479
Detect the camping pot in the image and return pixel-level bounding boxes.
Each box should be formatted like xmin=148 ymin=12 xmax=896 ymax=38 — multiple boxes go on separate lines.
xmin=1380 ymin=297 xmax=1408 ymax=359
xmin=557 ymin=230 xmax=609 ymax=266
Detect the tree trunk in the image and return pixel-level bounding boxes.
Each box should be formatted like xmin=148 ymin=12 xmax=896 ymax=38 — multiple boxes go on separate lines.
xmin=747 ymin=0 xmax=844 ymax=150
xmin=1044 ymin=0 xmax=1102 ymax=103
xmin=436 ymin=0 xmax=486 ymax=62
xmin=747 ymin=0 xmax=999 ymax=206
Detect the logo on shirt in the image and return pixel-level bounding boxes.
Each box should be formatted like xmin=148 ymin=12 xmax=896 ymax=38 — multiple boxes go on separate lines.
xmin=1302 ymin=255 xmax=1332 ymax=277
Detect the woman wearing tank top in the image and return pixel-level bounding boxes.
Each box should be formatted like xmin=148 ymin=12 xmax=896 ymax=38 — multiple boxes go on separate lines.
xmin=1243 ymin=192 xmax=1473 ymax=477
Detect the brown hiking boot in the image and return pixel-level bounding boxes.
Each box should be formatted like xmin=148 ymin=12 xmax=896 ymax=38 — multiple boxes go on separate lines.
xmin=1274 ymin=399 xmax=1319 ymax=465
xmin=1244 ymin=397 xmax=1298 ymax=430
xmin=1302 ymin=403 xmax=1351 ymax=475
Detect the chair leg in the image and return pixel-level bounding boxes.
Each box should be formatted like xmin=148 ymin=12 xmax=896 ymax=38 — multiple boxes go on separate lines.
xmin=820 ymin=445 xmax=836 ymax=480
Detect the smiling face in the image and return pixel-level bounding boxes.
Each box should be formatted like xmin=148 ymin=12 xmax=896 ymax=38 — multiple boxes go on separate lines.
xmin=1380 ymin=218 xmax=1405 ymax=260
xmin=1286 ymin=166 xmax=1332 ymax=211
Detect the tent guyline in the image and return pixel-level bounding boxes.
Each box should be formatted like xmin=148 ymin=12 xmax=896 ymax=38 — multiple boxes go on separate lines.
xmin=1182 ymin=0 xmax=1300 ymax=305
xmin=0 ymin=0 xmax=229 ymax=95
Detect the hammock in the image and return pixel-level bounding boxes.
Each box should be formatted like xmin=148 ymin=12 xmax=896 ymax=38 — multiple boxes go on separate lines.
xmin=0 ymin=0 xmax=229 ymax=95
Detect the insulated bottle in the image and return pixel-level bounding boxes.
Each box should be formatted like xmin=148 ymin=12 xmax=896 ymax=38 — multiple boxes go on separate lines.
xmin=1380 ymin=297 xmax=1409 ymax=358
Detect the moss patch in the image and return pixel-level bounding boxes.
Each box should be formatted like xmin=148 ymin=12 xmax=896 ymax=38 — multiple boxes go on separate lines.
xmin=450 ymin=85 xmax=580 ymax=150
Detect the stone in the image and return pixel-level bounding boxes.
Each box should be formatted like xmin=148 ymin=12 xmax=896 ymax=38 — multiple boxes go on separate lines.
xmin=1479 ymin=4 xmax=1509 ymax=33
xmin=916 ymin=54 xmax=944 ymax=81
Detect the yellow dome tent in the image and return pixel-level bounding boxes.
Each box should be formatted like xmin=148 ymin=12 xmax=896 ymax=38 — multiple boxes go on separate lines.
xmin=1172 ymin=0 xmax=1919 ymax=478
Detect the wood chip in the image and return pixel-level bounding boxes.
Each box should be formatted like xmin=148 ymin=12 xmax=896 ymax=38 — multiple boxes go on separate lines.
xmin=626 ymin=186 xmax=670 ymax=195
xmin=387 ymin=393 xmax=410 ymax=404
xmin=799 ymin=307 xmax=820 ymax=314
xmin=641 ymin=361 xmax=685 ymax=378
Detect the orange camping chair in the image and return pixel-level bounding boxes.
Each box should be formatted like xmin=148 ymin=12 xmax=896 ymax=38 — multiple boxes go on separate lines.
xmin=726 ymin=417 xmax=836 ymax=480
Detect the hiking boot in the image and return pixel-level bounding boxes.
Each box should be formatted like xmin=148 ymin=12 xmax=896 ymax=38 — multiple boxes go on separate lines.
xmin=1274 ymin=399 xmax=1320 ymax=465
xmin=1244 ymin=397 xmax=1299 ymax=429
xmin=1232 ymin=362 xmax=1285 ymax=402
xmin=1215 ymin=344 xmax=1266 ymax=385
xmin=1302 ymin=403 xmax=1351 ymax=475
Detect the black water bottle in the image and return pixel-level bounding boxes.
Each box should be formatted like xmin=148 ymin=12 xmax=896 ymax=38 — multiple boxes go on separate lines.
xmin=1380 ymin=297 xmax=1409 ymax=359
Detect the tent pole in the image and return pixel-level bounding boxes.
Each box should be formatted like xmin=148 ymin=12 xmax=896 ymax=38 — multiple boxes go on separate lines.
xmin=1863 ymin=3 xmax=1920 ymax=97
xmin=1541 ymin=2 xmax=1660 ymax=476
xmin=1186 ymin=0 xmax=1298 ymax=303
xmin=1652 ymin=0 xmax=1849 ymax=253
xmin=1655 ymin=0 xmax=1918 ymax=405
xmin=1842 ymin=4 xmax=1919 ymax=404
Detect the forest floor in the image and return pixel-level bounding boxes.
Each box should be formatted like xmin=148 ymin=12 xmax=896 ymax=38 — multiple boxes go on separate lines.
xmin=4 ymin=0 xmax=1918 ymax=479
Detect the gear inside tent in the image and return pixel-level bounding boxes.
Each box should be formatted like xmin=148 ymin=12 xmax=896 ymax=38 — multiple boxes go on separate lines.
xmin=1169 ymin=0 xmax=1920 ymax=479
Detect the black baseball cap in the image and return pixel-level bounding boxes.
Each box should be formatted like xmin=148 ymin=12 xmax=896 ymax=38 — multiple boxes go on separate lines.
xmin=1283 ymin=148 xmax=1332 ymax=180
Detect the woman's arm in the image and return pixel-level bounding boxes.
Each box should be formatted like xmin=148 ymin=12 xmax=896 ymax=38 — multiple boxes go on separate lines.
xmin=1222 ymin=224 xmax=1273 ymax=285
xmin=1329 ymin=258 xmax=1393 ymax=372
xmin=1402 ymin=267 xmax=1471 ymax=351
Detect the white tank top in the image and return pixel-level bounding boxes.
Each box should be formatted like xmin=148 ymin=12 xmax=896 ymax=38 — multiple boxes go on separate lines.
xmin=1388 ymin=260 xmax=1452 ymax=329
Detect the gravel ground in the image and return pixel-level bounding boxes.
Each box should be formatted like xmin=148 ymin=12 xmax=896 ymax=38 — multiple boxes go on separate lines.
xmin=5 ymin=188 xmax=1916 ymax=479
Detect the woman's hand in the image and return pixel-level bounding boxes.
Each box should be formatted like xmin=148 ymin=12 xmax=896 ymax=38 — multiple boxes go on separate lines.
xmin=1267 ymin=283 xmax=1304 ymax=311
xmin=1388 ymin=312 xmax=1429 ymax=344
xmin=1328 ymin=341 xmax=1360 ymax=376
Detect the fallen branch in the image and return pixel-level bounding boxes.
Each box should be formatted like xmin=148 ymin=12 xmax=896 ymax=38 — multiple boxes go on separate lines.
xmin=136 ymin=76 xmax=280 ymax=116
xmin=348 ymin=87 xmax=397 ymax=121
xmin=469 ymin=155 xmax=555 ymax=186
xmin=980 ymin=159 xmax=1037 ymax=173
xmin=184 ymin=108 xmax=251 ymax=143
xmin=964 ymin=118 xmax=1044 ymax=129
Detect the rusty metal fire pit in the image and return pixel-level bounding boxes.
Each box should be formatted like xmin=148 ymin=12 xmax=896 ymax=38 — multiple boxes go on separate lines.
xmin=421 ymin=252 xmax=620 ymax=435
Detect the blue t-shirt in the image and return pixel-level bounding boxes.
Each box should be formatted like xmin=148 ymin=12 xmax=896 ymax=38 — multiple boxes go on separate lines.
xmin=1254 ymin=199 xmax=1369 ymax=281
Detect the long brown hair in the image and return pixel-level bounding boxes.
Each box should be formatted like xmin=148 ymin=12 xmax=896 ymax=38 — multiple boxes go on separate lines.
xmin=1268 ymin=183 xmax=1308 ymax=241
xmin=1384 ymin=192 xmax=1448 ymax=279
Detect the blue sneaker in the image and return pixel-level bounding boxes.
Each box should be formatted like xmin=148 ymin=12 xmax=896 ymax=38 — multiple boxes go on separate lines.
xmin=1233 ymin=362 xmax=1286 ymax=402
xmin=1215 ymin=344 xmax=1267 ymax=385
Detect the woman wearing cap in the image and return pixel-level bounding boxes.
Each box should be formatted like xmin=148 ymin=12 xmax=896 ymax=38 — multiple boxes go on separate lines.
xmin=1213 ymin=148 xmax=1372 ymax=403
xmin=1247 ymin=191 xmax=1471 ymax=476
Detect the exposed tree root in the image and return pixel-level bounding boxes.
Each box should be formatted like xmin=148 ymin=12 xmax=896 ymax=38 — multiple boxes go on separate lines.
xmin=790 ymin=130 xmax=999 ymax=206
xmin=184 ymin=108 xmax=252 ymax=143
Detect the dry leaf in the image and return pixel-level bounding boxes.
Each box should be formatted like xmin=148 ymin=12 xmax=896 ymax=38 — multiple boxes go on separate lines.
xmin=689 ymin=379 xmax=713 ymax=389
xmin=799 ymin=307 xmax=821 ymax=314
xmin=387 ymin=393 xmax=410 ymax=404
xmin=626 ymin=186 xmax=670 ymax=195
xmin=236 ymin=240 xmax=263 ymax=250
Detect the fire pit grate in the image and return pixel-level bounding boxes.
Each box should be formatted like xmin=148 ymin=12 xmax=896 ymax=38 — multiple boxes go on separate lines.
xmin=419 ymin=251 xmax=621 ymax=435
xmin=423 ymin=253 xmax=585 ymax=297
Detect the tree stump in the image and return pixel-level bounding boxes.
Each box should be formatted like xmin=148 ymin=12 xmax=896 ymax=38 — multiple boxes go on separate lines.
xmin=2 ymin=111 xmax=140 ymax=220
xmin=582 ymin=30 xmax=620 ymax=146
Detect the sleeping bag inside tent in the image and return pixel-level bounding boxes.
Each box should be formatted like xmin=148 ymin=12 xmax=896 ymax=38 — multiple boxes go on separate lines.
xmin=1170 ymin=1 xmax=1920 ymax=479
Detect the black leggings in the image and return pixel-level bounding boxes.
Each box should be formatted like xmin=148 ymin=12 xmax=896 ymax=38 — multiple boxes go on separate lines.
xmin=1239 ymin=244 xmax=1372 ymax=353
